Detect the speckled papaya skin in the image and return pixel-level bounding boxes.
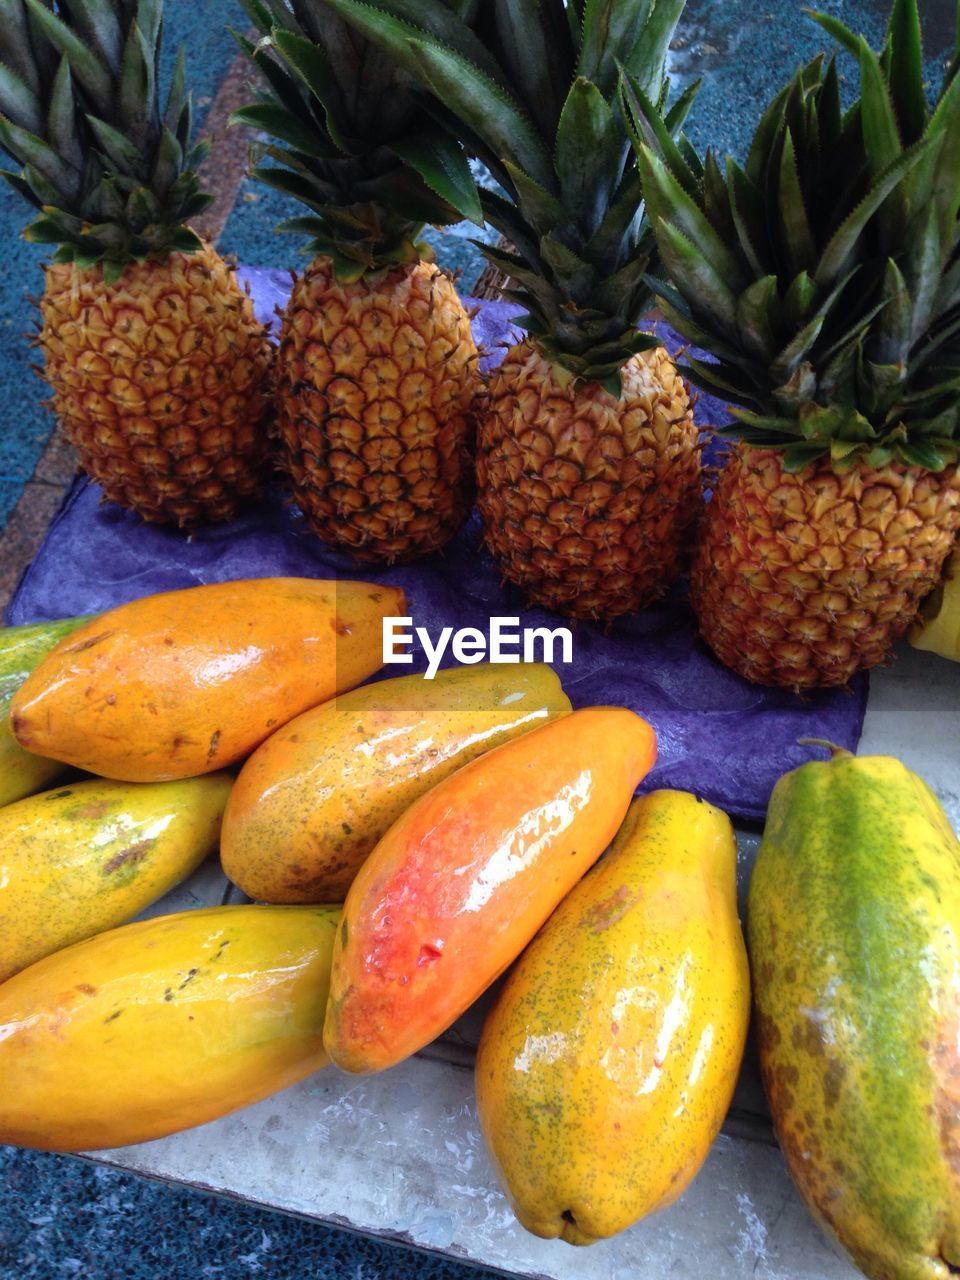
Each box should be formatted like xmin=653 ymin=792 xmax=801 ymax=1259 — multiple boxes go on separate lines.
xmin=221 ymin=662 xmax=572 ymax=903
xmin=0 ymin=904 xmax=340 ymax=1151
xmin=749 ymin=753 xmax=960 ymax=1280
xmin=0 ymin=772 xmax=233 ymax=981
xmin=476 ymin=790 xmax=749 ymax=1245
xmin=324 ymin=706 xmax=657 ymax=1074
xmin=0 ymin=615 xmax=92 ymax=806
xmin=10 ymin=579 xmax=404 ymax=781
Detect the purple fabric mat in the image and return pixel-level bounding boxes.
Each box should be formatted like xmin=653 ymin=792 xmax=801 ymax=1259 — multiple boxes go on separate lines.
xmin=6 ymin=270 xmax=866 ymax=821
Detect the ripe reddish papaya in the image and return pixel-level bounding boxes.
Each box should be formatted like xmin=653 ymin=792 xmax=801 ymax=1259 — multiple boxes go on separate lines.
xmin=324 ymin=706 xmax=657 ymax=1074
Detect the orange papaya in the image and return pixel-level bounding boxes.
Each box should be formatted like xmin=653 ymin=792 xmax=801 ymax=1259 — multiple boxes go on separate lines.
xmin=11 ymin=578 xmax=404 ymax=781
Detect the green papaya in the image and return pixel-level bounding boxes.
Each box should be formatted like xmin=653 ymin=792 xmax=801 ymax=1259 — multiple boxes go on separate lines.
xmin=0 ymin=616 xmax=92 ymax=807
xmin=749 ymin=748 xmax=960 ymax=1280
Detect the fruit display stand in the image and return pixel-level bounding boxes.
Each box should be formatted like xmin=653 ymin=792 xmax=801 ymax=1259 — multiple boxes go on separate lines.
xmin=4 ymin=274 xmax=956 ymax=1278
xmin=16 ymin=643 xmax=937 ymax=1280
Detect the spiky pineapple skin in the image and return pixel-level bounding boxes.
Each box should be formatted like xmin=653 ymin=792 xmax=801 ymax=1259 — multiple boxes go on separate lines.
xmin=477 ymin=340 xmax=700 ymax=620
xmin=692 ymin=447 xmax=960 ymax=690
xmin=275 ymin=258 xmax=479 ymax=563
xmin=38 ymin=245 xmax=273 ymax=527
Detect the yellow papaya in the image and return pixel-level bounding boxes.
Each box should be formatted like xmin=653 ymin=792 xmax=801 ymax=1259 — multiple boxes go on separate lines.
xmin=0 ymin=773 xmax=233 ymax=982
xmin=476 ymin=790 xmax=749 ymax=1244
xmin=749 ymin=749 xmax=960 ymax=1280
xmin=221 ymin=662 xmax=572 ymax=902
xmin=0 ymin=904 xmax=340 ymax=1151
xmin=0 ymin=615 xmax=92 ymax=806
xmin=910 ymin=548 xmax=960 ymax=663
xmin=10 ymin=578 xmax=405 ymax=781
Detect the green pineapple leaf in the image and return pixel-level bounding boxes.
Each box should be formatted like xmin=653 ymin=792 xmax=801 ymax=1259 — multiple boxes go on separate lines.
xmin=578 ymin=0 xmax=656 ymax=97
xmin=22 ymin=0 xmax=112 ymax=104
xmin=899 ymin=441 xmax=948 ymax=470
xmin=320 ymin=0 xmax=554 ymax=190
xmin=118 ymin=20 xmax=157 ymax=155
xmin=0 ymin=61 xmax=43 ymax=135
xmin=623 ymin=0 xmax=686 ymax=99
xmin=555 ymin=77 xmax=624 ymax=238
xmin=871 ymin=257 xmax=912 ymax=366
xmin=736 ymin=276 xmax=781 ymax=362
xmin=391 ymin=132 xmax=483 ymax=226
xmin=59 ymin=0 xmax=124 ymax=75
xmin=777 ymin=128 xmax=817 ymax=276
xmin=884 ymin=0 xmax=926 ymax=143
xmin=638 ymin=145 xmax=745 ymax=292
xmin=47 ymin=56 xmax=82 ymax=173
xmin=620 ymin=69 xmax=700 ymax=205
xmin=814 ymin=137 xmax=930 ymax=288
xmin=229 ymin=103 xmax=332 ymax=158
xmin=489 ymin=0 xmax=571 ymax=138
xmin=654 ymin=216 xmax=738 ymax=332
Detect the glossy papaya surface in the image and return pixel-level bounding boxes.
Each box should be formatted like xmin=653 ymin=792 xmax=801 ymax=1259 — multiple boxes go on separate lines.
xmin=222 ymin=662 xmax=572 ymax=903
xmin=476 ymin=790 xmax=749 ymax=1244
xmin=0 ymin=904 xmax=340 ymax=1151
xmin=10 ymin=578 xmax=405 ymax=781
xmin=0 ymin=773 xmax=232 ymax=981
xmin=750 ymin=751 xmax=960 ymax=1280
xmin=0 ymin=615 xmax=92 ymax=806
xmin=324 ymin=706 xmax=657 ymax=1074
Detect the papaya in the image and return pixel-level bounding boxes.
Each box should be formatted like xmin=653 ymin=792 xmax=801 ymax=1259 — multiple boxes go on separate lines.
xmin=221 ymin=662 xmax=572 ymax=903
xmin=0 ymin=615 xmax=92 ymax=806
xmin=0 ymin=904 xmax=340 ymax=1151
xmin=0 ymin=773 xmax=233 ymax=982
xmin=749 ymin=748 xmax=960 ymax=1280
xmin=475 ymin=790 xmax=749 ymax=1245
xmin=324 ymin=706 xmax=657 ymax=1074
xmin=10 ymin=578 xmax=405 ymax=781
xmin=910 ymin=548 xmax=960 ymax=663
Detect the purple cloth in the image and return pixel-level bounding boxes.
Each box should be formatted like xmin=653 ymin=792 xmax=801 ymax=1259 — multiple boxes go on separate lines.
xmin=6 ymin=270 xmax=866 ymax=821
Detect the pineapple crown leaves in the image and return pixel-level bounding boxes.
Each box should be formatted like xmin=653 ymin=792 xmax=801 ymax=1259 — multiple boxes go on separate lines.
xmin=631 ymin=0 xmax=960 ymax=473
xmin=0 ymin=0 xmax=214 ymax=279
xmin=230 ymin=0 xmax=480 ymax=279
xmin=324 ymin=0 xmax=693 ymax=391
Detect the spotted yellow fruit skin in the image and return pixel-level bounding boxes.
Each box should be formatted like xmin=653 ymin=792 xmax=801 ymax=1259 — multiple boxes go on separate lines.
xmin=221 ymin=663 xmax=572 ymax=902
xmin=10 ymin=578 xmax=405 ymax=781
xmin=0 ymin=615 xmax=92 ymax=807
xmin=476 ymin=790 xmax=749 ymax=1245
xmin=0 ymin=772 xmax=233 ymax=982
xmin=749 ymin=753 xmax=960 ymax=1280
xmin=910 ymin=548 xmax=960 ymax=663
xmin=0 ymin=904 xmax=340 ymax=1151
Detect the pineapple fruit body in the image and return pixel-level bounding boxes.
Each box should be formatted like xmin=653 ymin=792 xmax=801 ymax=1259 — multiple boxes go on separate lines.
xmin=692 ymin=446 xmax=960 ymax=690
xmin=275 ymin=257 xmax=480 ymax=564
xmin=477 ymin=340 xmax=700 ymax=620
xmin=39 ymin=245 xmax=273 ymax=527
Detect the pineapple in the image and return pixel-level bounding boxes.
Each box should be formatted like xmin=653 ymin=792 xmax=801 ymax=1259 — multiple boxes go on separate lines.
xmin=326 ymin=0 xmax=700 ymax=619
xmin=233 ymin=0 xmax=482 ymax=563
xmin=0 ymin=0 xmax=273 ymax=527
xmin=631 ymin=0 xmax=960 ymax=688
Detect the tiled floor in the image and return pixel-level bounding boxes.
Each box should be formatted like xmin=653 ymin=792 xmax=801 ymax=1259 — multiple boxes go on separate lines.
xmin=1 ymin=1 xmax=955 ymax=1277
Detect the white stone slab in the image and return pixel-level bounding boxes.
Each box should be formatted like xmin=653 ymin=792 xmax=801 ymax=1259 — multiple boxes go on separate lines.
xmin=82 ymin=643 xmax=960 ymax=1279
